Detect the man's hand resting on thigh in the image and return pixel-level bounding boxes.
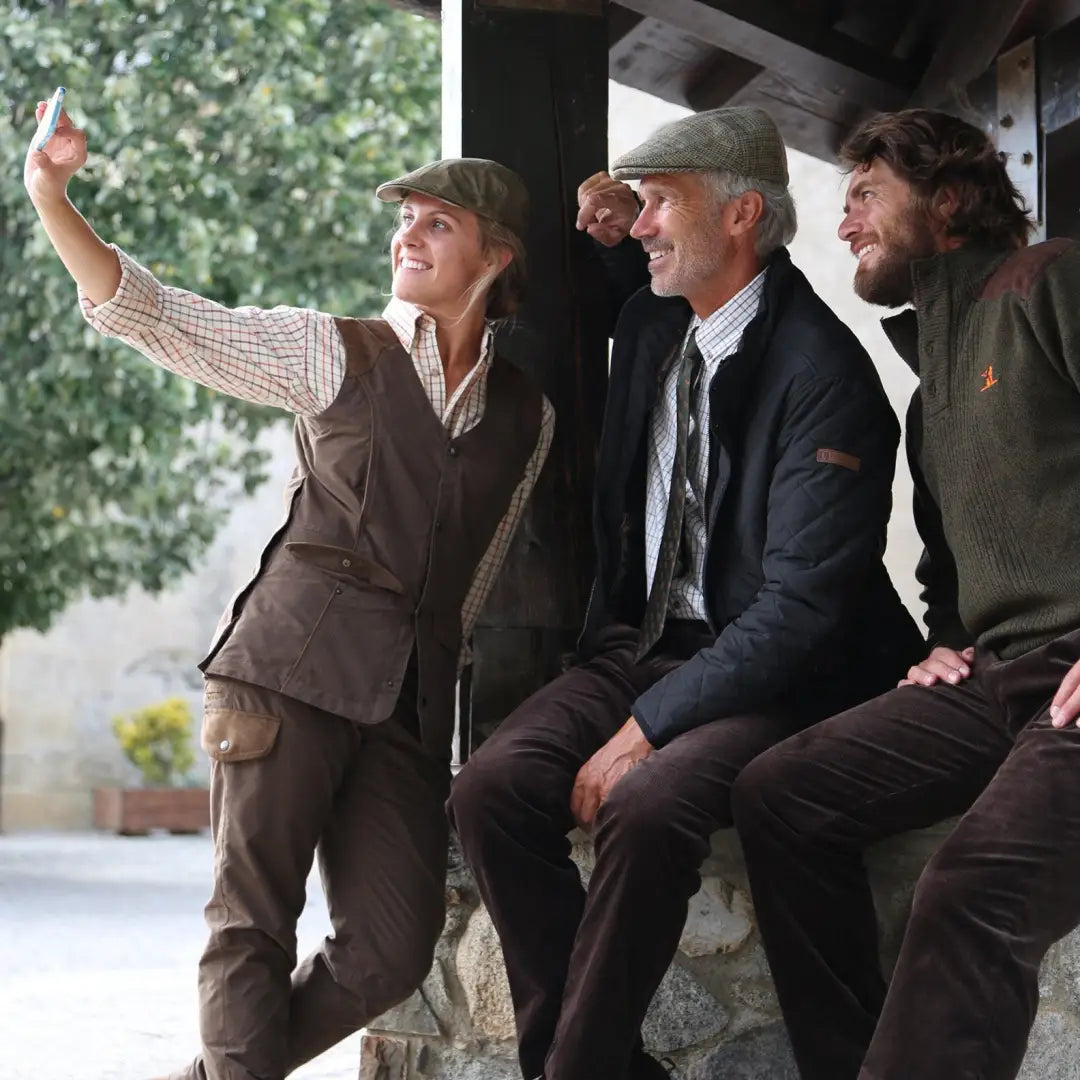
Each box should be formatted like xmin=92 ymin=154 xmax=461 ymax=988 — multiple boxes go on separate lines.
xmin=571 ymin=718 xmax=654 ymax=830
xmin=899 ymin=646 xmax=975 ymax=688
xmin=1050 ymin=657 xmax=1080 ymax=728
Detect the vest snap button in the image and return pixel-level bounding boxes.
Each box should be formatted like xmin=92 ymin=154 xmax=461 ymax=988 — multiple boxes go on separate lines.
xmin=448 ymin=444 xmax=459 ymax=457
xmin=334 ymin=586 xmax=343 ymax=595
xmin=386 ymin=679 xmax=396 ymax=688
xmin=341 ymin=558 xmax=351 ymax=568
xmin=219 ymin=739 xmax=230 ymax=752
xmin=434 ymin=519 xmax=443 ymax=530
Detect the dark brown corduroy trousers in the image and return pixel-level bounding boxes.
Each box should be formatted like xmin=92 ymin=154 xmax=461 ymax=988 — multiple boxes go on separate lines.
xmin=171 ymin=663 xmax=450 ymax=1080
xmin=731 ymin=627 xmax=1080 ymax=1080
xmin=448 ymin=623 xmax=817 ymax=1080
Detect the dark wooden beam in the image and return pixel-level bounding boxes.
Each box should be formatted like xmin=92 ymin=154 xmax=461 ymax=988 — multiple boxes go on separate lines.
xmin=684 ymin=49 xmax=765 ymax=112
xmin=442 ymin=0 xmax=610 ymax=754
xmin=609 ymin=1 xmax=645 ymax=46
xmin=1040 ymin=13 xmax=1080 ymax=133
xmin=1010 ymin=0 xmax=1080 ymax=42
xmin=616 ymin=0 xmax=917 ymax=110
xmin=912 ymin=0 xmax=1038 ymax=108
xmin=609 ymin=12 xmax=718 ymax=109
xmin=1044 ymin=117 xmax=1080 ymax=240
xmin=720 ymin=69 xmax=862 ymax=158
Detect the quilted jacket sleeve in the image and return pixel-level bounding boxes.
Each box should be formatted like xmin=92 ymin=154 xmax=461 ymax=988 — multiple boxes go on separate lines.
xmin=593 ymin=236 xmax=651 ymax=337
xmin=631 ymin=371 xmax=898 ymax=746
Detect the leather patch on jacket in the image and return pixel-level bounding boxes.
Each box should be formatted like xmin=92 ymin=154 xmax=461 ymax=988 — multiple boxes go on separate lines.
xmin=201 ymin=708 xmax=281 ymax=763
xmin=979 ymin=239 xmax=1072 ymax=301
xmin=817 ymin=448 xmax=861 ymax=472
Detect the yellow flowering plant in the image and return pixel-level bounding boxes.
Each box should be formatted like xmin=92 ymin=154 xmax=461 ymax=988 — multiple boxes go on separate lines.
xmin=111 ymin=698 xmax=197 ymax=788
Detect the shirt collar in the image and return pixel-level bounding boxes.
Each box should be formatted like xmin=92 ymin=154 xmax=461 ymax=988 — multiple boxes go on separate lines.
xmin=382 ymin=296 xmax=496 ymax=362
xmin=688 ymin=267 xmax=768 ymax=365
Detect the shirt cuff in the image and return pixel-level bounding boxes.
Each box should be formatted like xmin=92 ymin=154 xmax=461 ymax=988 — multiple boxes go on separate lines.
xmin=78 ymin=247 xmax=164 ymax=336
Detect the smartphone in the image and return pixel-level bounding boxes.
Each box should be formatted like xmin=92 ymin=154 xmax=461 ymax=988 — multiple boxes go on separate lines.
xmin=34 ymin=86 xmax=66 ymax=152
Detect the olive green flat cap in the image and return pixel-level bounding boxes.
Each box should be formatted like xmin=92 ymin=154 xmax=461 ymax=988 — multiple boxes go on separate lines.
xmin=611 ymin=106 xmax=789 ymax=187
xmin=376 ymin=158 xmax=529 ymax=241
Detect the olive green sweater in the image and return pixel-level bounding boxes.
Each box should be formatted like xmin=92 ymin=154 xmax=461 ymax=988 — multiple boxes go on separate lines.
xmin=883 ymin=239 xmax=1080 ymax=660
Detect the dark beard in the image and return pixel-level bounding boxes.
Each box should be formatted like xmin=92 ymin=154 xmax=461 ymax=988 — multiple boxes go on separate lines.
xmin=853 ymin=212 xmax=938 ymax=308
xmin=854 ymin=249 xmax=917 ymax=307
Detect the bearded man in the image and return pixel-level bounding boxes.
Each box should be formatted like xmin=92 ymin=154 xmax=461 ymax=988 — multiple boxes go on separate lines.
xmin=733 ymin=108 xmax=1080 ymax=1080
xmin=447 ymin=106 xmax=921 ymax=1080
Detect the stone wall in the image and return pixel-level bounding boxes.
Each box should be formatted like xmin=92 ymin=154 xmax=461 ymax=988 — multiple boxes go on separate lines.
xmin=363 ymin=825 xmax=1080 ymax=1080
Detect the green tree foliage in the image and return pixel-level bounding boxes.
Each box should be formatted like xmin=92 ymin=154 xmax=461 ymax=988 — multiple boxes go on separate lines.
xmin=0 ymin=0 xmax=440 ymax=639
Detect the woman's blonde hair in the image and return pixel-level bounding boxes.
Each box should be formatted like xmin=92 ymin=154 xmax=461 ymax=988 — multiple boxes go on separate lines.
xmin=463 ymin=215 xmax=527 ymax=323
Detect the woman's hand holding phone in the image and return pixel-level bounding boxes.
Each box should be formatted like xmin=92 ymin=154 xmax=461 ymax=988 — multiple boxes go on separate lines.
xmin=23 ymin=89 xmax=122 ymax=307
xmin=24 ymin=91 xmax=88 ymax=209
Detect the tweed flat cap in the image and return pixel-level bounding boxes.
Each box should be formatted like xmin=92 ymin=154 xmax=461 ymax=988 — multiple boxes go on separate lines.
xmin=611 ymin=107 xmax=789 ymax=187
xmin=376 ymin=158 xmax=529 ymax=241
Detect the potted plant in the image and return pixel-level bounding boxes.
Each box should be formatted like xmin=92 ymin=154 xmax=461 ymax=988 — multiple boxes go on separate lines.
xmin=93 ymin=697 xmax=210 ymax=835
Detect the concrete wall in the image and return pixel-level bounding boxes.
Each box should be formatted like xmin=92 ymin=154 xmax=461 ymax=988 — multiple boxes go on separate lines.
xmin=0 ymin=84 xmax=925 ymax=831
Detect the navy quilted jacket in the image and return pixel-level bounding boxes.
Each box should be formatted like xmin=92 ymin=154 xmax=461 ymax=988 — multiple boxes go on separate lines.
xmin=581 ymin=245 xmax=924 ymax=746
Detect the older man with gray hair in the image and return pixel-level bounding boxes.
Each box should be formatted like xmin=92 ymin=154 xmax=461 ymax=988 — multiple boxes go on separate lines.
xmin=448 ymin=107 xmax=921 ymax=1080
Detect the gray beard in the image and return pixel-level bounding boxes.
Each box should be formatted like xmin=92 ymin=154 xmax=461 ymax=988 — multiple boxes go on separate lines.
xmin=649 ymin=245 xmax=728 ymax=300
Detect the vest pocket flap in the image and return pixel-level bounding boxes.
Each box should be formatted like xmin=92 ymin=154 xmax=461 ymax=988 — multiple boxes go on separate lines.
xmin=201 ymin=708 xmax=281 ymax=762
xmin=284 ymin=542 xmax=405 ymax=594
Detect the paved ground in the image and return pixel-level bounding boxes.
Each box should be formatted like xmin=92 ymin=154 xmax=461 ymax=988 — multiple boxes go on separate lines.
xmin=0 ymin=832 xmax=363 ymax=1080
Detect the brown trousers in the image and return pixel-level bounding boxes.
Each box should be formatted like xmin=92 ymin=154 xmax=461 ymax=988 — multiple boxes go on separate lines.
xmin=732 ymin=627 xmax=1080 ymax=1080
xmin=171 ymin=667 xmax=450 ymax=1080
xmin=448 ymin=623 xmax=820 ymax=1080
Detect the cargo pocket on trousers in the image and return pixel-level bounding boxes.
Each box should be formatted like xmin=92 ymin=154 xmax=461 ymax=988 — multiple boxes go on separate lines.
xmin=201 ymin=708 xmax=281 ymax=763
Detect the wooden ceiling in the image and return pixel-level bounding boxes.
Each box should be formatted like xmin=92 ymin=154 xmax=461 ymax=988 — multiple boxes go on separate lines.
xmin=388 ymin=0 xmax=1080 ymax=159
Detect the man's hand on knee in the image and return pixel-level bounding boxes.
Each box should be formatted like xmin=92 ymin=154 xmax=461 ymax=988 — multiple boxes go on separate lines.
xmin=898 ymin=645 xmax=975 ymax=688
xmin=570 ymin=717 xmax=653 ymax=830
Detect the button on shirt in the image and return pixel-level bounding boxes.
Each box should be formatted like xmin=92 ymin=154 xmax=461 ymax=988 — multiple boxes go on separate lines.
xmin=78 ymin=248 xmax=555 ymax=661
xmin=644 ymin=269 xmax=766 ymax=623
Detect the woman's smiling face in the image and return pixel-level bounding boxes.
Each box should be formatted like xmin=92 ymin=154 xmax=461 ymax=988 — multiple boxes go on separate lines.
xmin=390 ymin=193 xmax=492 ymax=319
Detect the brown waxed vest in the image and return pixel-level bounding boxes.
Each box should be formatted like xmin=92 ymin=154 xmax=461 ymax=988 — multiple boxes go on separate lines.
xmin=199 ymin=317 xmax=543 ymax=758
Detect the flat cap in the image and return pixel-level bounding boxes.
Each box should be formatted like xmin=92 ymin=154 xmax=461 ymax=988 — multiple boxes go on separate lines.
xmin=376 ymin=158 xmax=529 ymax=241
xmin=611 ymin=106 xmax=789 ymax=188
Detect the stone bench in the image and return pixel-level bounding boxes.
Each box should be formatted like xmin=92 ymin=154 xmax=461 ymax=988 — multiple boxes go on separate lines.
xmin=362 ymin=824 xmax=1080 ymax=1079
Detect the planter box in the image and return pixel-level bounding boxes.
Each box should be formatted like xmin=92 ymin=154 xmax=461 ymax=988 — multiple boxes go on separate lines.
xmin=92 ymin=787 xmax=210 ymax=835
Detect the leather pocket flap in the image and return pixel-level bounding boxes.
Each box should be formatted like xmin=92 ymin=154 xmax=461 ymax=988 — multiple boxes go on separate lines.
xmin=284 ymin=542 xmax=405 ymax=594
xmin=201 ymin=708 xmax=281 ymax=763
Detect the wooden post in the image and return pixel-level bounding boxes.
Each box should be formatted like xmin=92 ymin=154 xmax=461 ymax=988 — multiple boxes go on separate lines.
xmin=442 ymin=0 xmax=610 ymax=754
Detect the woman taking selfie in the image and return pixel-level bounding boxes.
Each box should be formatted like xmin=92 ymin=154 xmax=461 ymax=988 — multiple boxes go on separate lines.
xmin=24 ymin=98 xmax=553 ymax=1080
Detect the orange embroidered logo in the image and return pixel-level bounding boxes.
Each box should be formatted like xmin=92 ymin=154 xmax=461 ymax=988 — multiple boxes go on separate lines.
xmin=980 ymin=365 xmax=999 ymax=392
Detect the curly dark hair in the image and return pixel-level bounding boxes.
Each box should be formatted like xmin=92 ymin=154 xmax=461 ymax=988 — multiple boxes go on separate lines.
xmin=839 ymin=109 xmax=1033 ymax=250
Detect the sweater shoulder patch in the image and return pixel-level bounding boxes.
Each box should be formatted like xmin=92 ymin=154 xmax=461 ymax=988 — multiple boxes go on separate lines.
xmin=979 ymin=239 xmax=1074 ymax=302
